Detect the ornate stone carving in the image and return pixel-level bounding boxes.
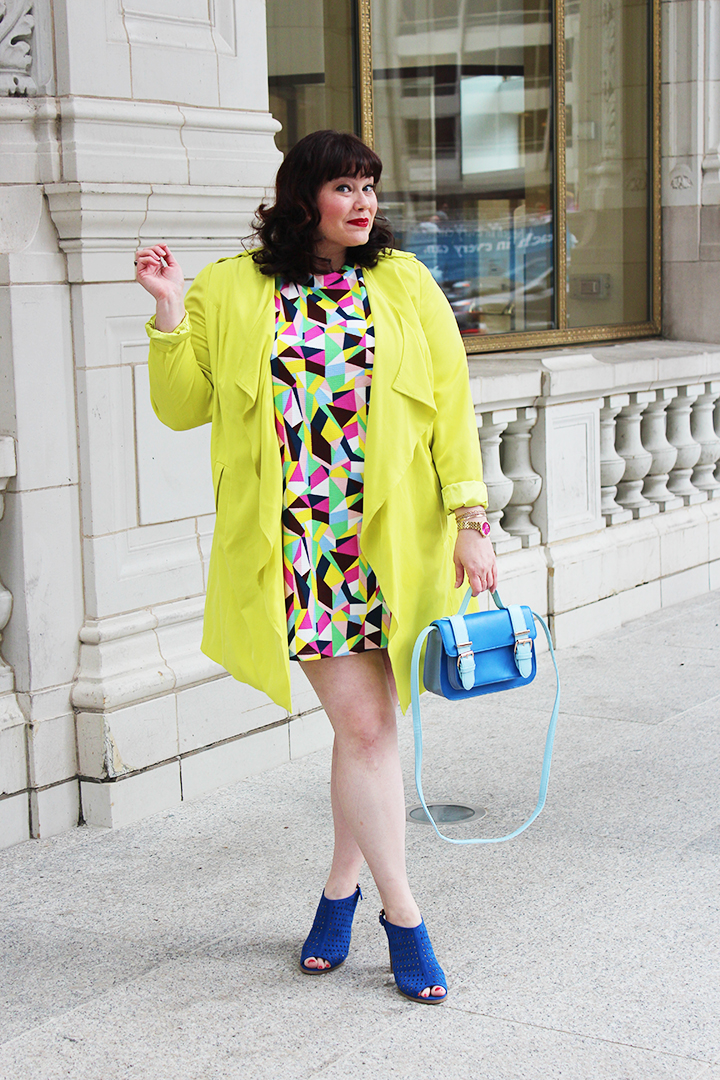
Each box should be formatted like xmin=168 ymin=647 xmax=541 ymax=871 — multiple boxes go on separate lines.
xmin=669 ymin=165 xmax=693 ymax=190
xmin=0 ymin=1 xmax=35 ymax=96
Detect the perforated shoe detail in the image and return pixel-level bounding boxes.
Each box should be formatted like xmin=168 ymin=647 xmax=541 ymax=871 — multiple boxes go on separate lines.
xmin=379 ymin=910 xmax=447 ymax=1003
xmin=300 ymin=885 xmax=362 ymax=973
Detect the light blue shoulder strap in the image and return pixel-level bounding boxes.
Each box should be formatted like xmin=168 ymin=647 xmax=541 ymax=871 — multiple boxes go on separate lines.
xmin=409 ymin=587 xmax=561 ymax=845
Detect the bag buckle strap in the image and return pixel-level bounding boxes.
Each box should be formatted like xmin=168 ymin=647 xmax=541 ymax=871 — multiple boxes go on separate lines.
xmin=508 ymin=605 xmax=533 ymax=679
xmin=448 ymin=614 xmax=475 ymax=690
xmin=456 ymin=646 xmax=475 ymax=689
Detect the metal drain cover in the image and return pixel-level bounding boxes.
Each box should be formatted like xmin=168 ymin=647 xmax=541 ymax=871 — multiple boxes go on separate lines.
xmin=407 ymin=803 xmax=486 ymax=825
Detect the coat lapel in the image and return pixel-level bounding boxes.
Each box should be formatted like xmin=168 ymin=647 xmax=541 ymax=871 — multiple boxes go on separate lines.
xmin=231 ymin=259 xmax=276 ymax=406
xmin=219 ymin=257 xmax=282 ymax=566
xmin=362 ymin=262 xmax=437 ymax=531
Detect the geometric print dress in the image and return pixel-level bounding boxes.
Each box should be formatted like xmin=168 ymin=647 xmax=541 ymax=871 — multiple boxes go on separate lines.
xmin=270 ymin=265 xmax=392 ymax=661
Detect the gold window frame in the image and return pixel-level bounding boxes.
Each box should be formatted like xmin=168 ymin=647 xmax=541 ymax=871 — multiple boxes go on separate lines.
xmin=356 ymin=0 xmax=661 ymax=353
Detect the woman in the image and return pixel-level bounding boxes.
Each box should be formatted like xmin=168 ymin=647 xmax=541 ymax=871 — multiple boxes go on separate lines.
xmin=136 ymin=130 xmax=497 ymax=1004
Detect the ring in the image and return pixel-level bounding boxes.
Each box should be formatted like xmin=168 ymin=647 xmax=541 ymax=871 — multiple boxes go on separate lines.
xmin=134 ymin=260 xmax=138 ymax=265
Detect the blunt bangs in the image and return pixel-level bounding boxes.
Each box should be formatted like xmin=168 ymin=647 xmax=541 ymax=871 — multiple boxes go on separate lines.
xmin=314 ymin=137 xmax=383 ymax=187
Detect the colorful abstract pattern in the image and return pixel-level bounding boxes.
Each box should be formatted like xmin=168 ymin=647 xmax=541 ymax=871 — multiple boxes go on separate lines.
xmin=271 ymin=266 xmax=391 ymax=661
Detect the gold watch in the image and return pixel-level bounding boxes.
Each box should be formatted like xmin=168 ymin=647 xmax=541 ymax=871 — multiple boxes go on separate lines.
xmin=457 ymin=518 xmax=491 ymax=536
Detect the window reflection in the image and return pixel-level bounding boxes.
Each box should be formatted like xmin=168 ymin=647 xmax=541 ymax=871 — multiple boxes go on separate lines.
xmin=265 ymin=0 xmax=654 ymax=343
xmin=565 ymin=0 xmax=650 ymax=327
xmin=267 ymin=0 xmax=356 ymax=157
xmin=372 ymin=0 xmax=555 ymax=337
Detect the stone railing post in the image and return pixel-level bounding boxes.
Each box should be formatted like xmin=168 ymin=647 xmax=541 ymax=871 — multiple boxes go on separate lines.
xmin=667 ymin=384 xmax=705 ymax=504
xmin=600 ymin=394 xmax=632 ymax=524
xmin=477 ymin=409 xmax=522 ymax=553
xmin=640 ymin=388 xmax=683 ymax=511
xmin=529 ymin=394 xmax=604 ymax=544
xmin=500 ymin=407 xmax=542 ymax=547
xmin=690 ymin=381 xmax=720 ymax=498
xmin=615 ymin=392 xmax=659 ymax=518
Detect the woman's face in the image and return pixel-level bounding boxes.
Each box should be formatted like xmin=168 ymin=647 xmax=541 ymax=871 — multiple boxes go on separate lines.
xmin=314 ymin=175 xmax=378 ymax=268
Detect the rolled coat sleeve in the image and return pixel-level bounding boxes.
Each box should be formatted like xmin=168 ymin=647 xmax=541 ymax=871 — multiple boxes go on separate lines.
xmin=146 ymin=263 xmax=214 ymax=431
xmin=416 ymin=262 xmax=488 ymax=513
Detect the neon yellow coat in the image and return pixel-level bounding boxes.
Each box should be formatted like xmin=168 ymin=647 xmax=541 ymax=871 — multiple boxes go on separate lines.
xmin=146 ymin=249 xmax=487 ymax=713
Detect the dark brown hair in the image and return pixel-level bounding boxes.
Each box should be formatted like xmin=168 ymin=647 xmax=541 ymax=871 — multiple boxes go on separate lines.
xmin=251 ymin=130 xmax=395 ymax=282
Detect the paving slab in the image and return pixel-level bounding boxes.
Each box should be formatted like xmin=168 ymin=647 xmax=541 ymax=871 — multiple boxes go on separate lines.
xmin=0 ymin=591 xmax=719 ymax=1079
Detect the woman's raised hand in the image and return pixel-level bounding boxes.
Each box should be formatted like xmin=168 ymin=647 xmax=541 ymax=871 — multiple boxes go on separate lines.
xmin=135 ymin=243 xmax=186 ymax=332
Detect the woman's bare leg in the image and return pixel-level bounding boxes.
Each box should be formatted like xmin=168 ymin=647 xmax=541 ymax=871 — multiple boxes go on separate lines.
xmin=324 ymin=738 xmax=365 ymax=897
xmin=323 ymin=646 xmax=400 ymax=898
xmin=300 ymin=649 xmax=445 ymax=997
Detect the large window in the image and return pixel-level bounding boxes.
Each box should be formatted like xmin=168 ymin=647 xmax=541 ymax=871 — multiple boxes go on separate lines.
xmin=266 ymin=0 xmax=660 ymax=351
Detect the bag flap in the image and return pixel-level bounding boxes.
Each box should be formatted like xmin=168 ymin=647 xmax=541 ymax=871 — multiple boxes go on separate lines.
xmin=432 ymin=606 xmax=536 ymax=657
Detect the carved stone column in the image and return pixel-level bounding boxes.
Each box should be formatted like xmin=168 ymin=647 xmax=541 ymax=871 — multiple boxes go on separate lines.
xmin=600 ymin=394 xmax=632 ymax=524
xmin=477 ymin=409 xmax=522 ymax=554
xmin=640 ymin=388 xmax=683 ymax=511
xmin=499 ymin=407 xmax=542 ymax=547
xmin=615 ymin=392 xmax=659 ymax=517
xmin=0 ymin=438 xmax=18 ymax=694
xmin=690 ymin=381 xmax=720 ymax=498
xmin=667 ymin=384 xmax=705 ymax=504
xmin=0 ymin=437 xmax=29 ymax=848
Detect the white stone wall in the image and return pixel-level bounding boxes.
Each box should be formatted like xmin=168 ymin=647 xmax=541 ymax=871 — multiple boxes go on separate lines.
xmin=0 ymin=0 xmax=334 ymax=847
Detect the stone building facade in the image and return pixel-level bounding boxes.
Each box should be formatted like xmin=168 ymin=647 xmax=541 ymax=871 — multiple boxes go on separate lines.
xmin=1 ymin=0 xmax=719 ymax=848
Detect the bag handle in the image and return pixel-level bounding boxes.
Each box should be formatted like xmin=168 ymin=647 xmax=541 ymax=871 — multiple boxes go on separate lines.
xmin=409 ymin=587 xmax=561 ymax=845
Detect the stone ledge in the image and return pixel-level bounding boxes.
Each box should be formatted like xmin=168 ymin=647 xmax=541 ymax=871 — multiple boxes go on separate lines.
xmin=44 ymin=183 xmax=270 ymax=282
xmin=469 ymin=339 xmax=720 ymax=408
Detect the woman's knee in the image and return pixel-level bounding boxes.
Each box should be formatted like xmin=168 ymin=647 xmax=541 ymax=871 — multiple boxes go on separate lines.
xmin=334 ymin=703 xmax=397 ymax=760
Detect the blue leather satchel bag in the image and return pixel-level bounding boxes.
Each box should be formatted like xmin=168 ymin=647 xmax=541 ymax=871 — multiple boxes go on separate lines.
xmin=410 ymin=588 xmax=560 ymax=845
xmin=423 ymin=598 xmax=537 ymax=699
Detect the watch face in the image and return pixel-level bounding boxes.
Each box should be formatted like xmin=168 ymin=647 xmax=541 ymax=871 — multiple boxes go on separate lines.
xmin=480 ymin=520 xmax=491 ymax=536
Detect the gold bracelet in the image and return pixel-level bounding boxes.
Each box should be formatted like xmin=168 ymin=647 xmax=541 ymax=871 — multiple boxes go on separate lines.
xmin=457 ymin=518 xmax=491 ymax=536
xmin=455 ymin=509 xmax=488 ymax=522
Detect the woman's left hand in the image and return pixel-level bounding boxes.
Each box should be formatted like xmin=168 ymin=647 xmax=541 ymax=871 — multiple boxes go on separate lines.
xmin=453 ymin=530 xmax=498 ymax=595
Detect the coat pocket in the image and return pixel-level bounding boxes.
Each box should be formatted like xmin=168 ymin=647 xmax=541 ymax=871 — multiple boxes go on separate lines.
xmin=212 ymin=460 xmax=226 ymax=513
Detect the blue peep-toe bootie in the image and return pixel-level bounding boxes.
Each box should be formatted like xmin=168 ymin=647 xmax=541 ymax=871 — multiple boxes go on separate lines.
xmin=300 ymin=885 xmax=362 ymax=974
xmin=379 ymin=910 xmax=448 ymax=1003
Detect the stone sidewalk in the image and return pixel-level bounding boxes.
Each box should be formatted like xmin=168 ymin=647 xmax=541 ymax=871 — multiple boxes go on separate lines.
xmin=1 ymin=591 xmax=719 ymax=1080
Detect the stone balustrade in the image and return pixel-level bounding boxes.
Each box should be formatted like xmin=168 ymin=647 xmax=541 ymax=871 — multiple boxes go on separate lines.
xmin=468 ymin=340 xmax=720 ymax=643
xmin=476 ymin=362 xmax=720 ymax=539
